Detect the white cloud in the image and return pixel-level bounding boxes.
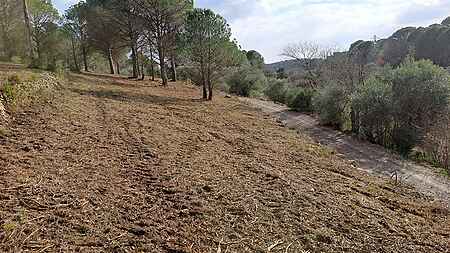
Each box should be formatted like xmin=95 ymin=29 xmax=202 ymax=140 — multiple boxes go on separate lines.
xmin=198 ymin=0 xmax=450 ymax=63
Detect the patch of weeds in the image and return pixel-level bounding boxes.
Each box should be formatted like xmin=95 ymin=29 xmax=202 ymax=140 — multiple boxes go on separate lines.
xmin=7 ymin=74 xmax=21 ymax=85
xmin=15 ymin=208 xmax=28 ymax=224
xmin=2 ymin=222 xmax=17 ymax=232
xmin=1 ymin=83 xmax=16 ymax=104
xmin=0 ymin=127 xmax=9 ymax=137
xmin=76 ymin=225 xmax=89 ymax=235
xmin=439 ymin=168 xmax=449 ymax=178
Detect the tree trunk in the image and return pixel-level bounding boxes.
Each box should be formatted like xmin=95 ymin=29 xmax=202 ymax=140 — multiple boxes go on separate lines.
xmin=158 ymin=44 xmax=168 ymax=86
xmin=131 ymin=44 xmax=138 ymax=78
xmin=140 ymin=60 xmax=145 ymax=80
xmin=116 ymin=61 xmax=120 ymax=75
xmin=201 ymin=62 xmax=207 ymax=99
xmin=207 ymin=79 xmax=213 ymax=101
xmin=82 ymin=44 xmax=89 ymax=72
xmin=170 ymin=55 xmax=177 ymax=82
xmin=150 ymin=50 xmax=155 ymax=81
xmin=71 ymin=36 xmax=80 ymax=72
xmin=107 ymin=48 xmax=115 ymax=74
xmin=22 ymin=0 xmax=33 ymax=60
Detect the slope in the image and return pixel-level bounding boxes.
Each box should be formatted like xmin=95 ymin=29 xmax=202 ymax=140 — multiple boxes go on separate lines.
xmin=0 ymin=72 xmax=448 ymax=252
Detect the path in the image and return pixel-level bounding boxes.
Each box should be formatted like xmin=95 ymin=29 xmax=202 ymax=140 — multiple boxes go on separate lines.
xmin=241 ymin=97 xmax=450 ymax=205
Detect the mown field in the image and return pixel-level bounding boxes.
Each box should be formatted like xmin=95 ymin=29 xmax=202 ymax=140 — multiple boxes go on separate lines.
xmin=0 ymin=71 xmax=449 ymax=252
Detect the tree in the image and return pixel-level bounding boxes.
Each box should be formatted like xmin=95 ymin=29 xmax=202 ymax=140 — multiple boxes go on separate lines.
xmin=246 ymin=50 xmax=265 ymax=69
xmin=85 ymin=5 xmax=123 ymax=74
xmin=0 ymin=0 xmax=22 ymax=59
xmin=28 ymin=0 xmax=60 ymax=64
xmin=390 ymin=59 xmax=450 ymax=153
xmin=184 ymin=8 xmax=245 ymax=100
xmin=132 ymin=0 xmax=193 ymax=86
xmin=22 ymin=0 xmax=34 ymax=60
xmin=64 ymin=2 xmax=90 ymax=72
xmin=282 ymin=41 xmax=335 ymax=87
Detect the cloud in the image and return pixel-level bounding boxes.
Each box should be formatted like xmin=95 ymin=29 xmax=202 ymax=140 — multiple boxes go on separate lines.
xmin=197 ymin=0 xmax=449 ymax=63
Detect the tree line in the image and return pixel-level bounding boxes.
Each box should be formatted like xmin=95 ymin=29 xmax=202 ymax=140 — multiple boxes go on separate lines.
xmin=1 ymin=0 xmax=263 ymax=100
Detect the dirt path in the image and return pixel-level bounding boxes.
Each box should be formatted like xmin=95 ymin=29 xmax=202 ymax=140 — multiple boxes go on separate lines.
xmin=0 ymin=74 xmax=449 ymax=252
xmin=240 ymin=97 xmax=450 ymax=204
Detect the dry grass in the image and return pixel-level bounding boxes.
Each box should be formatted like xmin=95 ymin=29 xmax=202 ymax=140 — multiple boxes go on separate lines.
xmin=0 ymin=72 xmax=448 ymax=252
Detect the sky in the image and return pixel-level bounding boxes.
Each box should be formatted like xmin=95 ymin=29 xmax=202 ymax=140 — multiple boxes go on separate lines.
xmin=54 ymin=0 xmax=450 ymax=63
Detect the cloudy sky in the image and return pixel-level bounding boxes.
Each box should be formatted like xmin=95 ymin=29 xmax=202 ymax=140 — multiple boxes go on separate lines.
xmin=54 ymin=0 xmax=450 ymax=63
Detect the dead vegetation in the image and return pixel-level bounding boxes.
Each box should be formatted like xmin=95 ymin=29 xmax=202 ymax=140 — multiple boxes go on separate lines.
xmin=0 ymin=73 xmax=449 ymax=252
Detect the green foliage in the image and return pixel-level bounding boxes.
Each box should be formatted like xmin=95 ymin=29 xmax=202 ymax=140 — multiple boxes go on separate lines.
xmin=227 ymin=67 xmax=267 ymax=97
xmin=313 ymin=83 xmax=348 ymax=128
xmin=276 ymin=68 xmax=287 ymax=79
xmin=184 ymin=8 xmax=245 ymax=99
xmin=264 ymin=79 xmax=288 ymax=103
xmin=351 ymin=77 xmax=393 ymax=146
xmin=390 ymin=59 xmax=450 ymax=153
xmin=246 ymin=50 xmax=265 ymax=69
xmin=285 ymin=87 xmax=315 ymax=112
xmin=1 ymin=83 xmax=16 ymax=104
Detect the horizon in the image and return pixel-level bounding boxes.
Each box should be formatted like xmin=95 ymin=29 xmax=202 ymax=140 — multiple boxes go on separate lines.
xmin=54 ymin=0 xmax=449 ymax=63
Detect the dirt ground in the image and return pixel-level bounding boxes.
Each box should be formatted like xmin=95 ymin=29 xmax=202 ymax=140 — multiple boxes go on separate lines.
xmin=240 ymin=97 xmax=450 ymax=204
xmin=0 ymin=72 xmax=449 ymax=252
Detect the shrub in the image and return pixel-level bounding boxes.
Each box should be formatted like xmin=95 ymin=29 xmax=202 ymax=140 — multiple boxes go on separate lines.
xmin=313 ymin=83 xmax=348 ymax=128
xmin=227 ymin=67 xmax=267 ymax=97
xmin=285 ymin=87 xmax=315 ymax=112
xmin=7 ymin=74 xmax=21 ymax=85
xmin=11 ymin=56 xmax=23 ymax=64
xmin=351 ymin=77 xmax=393 ymax=146
xmin=1 ymin=83 xmax=16 ymax=104
xmin=391 ymin=59 xmax=450 ymax=154
xmin=264 ymin=78 xmax=288 ymax=103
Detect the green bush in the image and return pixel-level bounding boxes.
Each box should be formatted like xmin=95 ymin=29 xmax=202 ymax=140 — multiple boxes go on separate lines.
xmin=285 ymin=87 xmax=315 ymax=112
xmin=390 ymin=59 xmax=450 ymax=154
xmin=227 ymin=67 xmax=267 ymax=97
xmin=1 ymin=83 xmax=16 ymax=104
xmin=351 ymin=77 xmax=393 ymax=146
xmin=264 ymin=78 xmax=288 ymax=103
xmin=313 ymin=83 xmax=348 ymax=128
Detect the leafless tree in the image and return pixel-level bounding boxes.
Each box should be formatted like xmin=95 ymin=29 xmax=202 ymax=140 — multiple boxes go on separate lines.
xmin=282 ymin=41 xmax=338 ymax=88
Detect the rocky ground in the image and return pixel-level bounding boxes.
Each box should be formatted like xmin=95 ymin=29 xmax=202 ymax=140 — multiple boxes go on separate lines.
xmin=0 ymin=72 xmax=449 ymax=252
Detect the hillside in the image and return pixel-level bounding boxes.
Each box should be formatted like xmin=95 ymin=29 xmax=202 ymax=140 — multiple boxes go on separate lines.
xmin=265 ymin=59 xmax=304 ymax=73
xmin=0 ymin=71 xmax=449 ymax=252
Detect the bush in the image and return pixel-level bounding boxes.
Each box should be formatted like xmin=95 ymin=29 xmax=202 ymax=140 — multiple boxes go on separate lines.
xmin=285 ymin=87 xmax=315 ymax=112
xmin=264 ymin=78 xmax=288 ymax=103
xmin=7 ymin=74 xmax=21 ymax=85
xmin=227 ymin=67 xmax=267 ymax=97
xmin=1 ymin=83 xmax=16 ymax=104
xmin=313 ymin=83 xmax=348 ymax=128
xmin=351 ymin=77 xmax=393 ymax=146
xmin=391 ymin=59 xmax=450 ymax=154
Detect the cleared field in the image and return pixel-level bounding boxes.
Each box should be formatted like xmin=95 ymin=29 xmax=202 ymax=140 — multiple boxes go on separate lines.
xmin=0 ymin=72 xmax=449 ymax=252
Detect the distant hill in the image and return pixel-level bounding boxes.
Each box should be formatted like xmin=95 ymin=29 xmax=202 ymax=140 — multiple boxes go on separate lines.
xmin=264 ymin=59 xmax=304 ymax=72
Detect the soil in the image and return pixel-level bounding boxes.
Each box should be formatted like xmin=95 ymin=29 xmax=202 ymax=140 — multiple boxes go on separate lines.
xmin=0 ymin=72 xmax=449 ymax=252
xmin=240 ymin=97 xmax=450 ymax=204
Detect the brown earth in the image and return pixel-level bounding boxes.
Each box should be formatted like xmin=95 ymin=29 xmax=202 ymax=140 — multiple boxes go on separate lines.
xmin=240 ymin=97 xmax=450 ymax=204
xmin=0 ymin=72 xmax=449 ymax=252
